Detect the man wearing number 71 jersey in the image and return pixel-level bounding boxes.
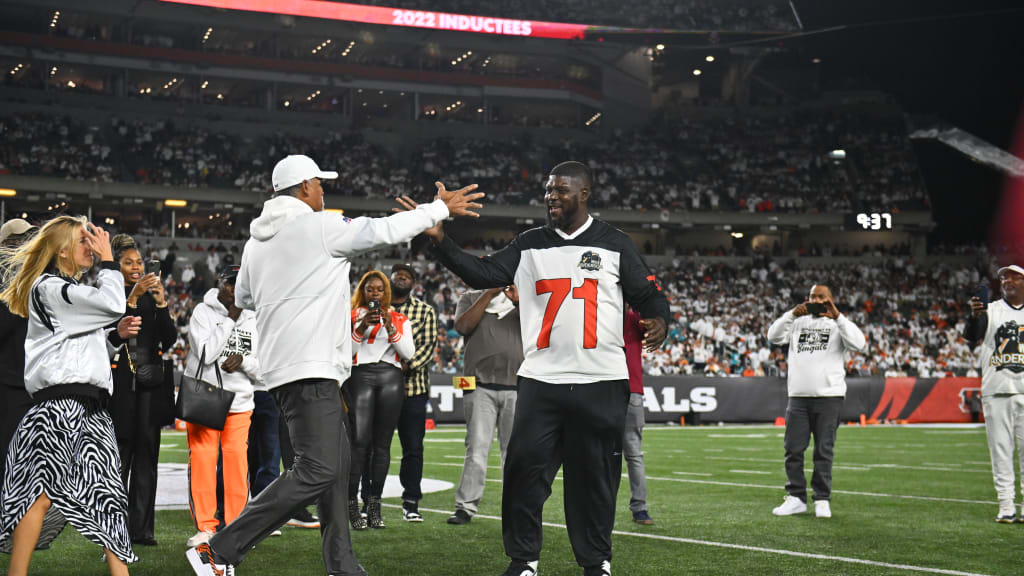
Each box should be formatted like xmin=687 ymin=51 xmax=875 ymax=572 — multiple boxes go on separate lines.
xmin=397 ymin=161 xmax=669 ymax=576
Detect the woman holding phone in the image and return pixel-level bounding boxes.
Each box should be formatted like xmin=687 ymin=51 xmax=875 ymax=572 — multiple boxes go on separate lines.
xmin=107 ymin=235 xmax=177 ymax=546
xmin=0 ymin=217 xmax=136 ymax=575
xmin=346 ymin=270 xmax=414 ymax=529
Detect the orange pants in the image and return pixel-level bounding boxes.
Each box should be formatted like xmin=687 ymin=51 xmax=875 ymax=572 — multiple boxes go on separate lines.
xmin=187 ymin=411 xmax=252 ymax=533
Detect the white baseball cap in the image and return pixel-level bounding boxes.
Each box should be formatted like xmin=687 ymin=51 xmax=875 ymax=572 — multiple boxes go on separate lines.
xmin=271 ymin=155 xmax=338 ymax=192
xmin=997 ymin=264 xmax=1024 ymax=278
xmin=0 ymin=218 xmax=36 ymax=243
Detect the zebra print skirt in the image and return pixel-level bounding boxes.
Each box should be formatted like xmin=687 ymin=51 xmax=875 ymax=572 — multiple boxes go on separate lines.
xmin=0 ymin=395 xmax=137 ymax=563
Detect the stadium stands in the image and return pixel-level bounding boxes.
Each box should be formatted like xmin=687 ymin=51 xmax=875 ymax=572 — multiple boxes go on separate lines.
xmin=0 ymin=106 xmax=928 ymax=214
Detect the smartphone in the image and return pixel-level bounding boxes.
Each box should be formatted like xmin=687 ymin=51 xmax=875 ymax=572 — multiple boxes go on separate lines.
xmin=806 ymin=302 xmax=828 ymax=315
xmin=146 ymin=259 xmax=162 ymax=277
xmin=367 ymin=299 xmax=380 ymax=322
xmin=975 ymin=283 xmax=989 ymax=309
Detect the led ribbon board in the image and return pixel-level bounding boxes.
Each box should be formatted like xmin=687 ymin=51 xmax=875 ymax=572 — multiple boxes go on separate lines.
xmin=157 ymin=0 xmax=648 ymax=40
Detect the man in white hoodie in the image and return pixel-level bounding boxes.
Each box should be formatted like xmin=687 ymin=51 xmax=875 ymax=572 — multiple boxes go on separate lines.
xmin=767 ymin=284 xmax=866 ymax=520
xmin=185 ymin=265 xmax=260 ymax=548
xmin=186 ymin=155 xmax=483 ymax=576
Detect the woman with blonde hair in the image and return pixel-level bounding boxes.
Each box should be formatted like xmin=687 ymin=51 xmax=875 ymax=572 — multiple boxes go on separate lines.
xmin=0 ymin=216 xmax=135 ymax=576
xmin=346 ymin=269 xmax=414 ymax=530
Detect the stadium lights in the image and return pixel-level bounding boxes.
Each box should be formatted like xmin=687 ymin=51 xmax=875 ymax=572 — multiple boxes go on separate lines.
xmin=201 ymin=80 xmax=209 ymax=89
xmin=306 ymin=89 xmax=321 ymax=101
xmin=705 ymin=55 xmax=715 ymax=62
xmin=477 ymin=107 xmax=484 ymax=113
xmin=165 ymin=199 xmax=188 ymax=208
xmin=284 ymin=100 xmax=290 ymax=107
xmin=9 ymin=63 xmax=24 ymax=75
xmin=342 ymin=40 xmax=355 ymax=57
xmin=828 ymin=149 xmax=847 ymax=160
xmin=585 ymin=112 xmax=602 ymax=127
xmin=312 ymin=39 xmax=332 ymax=54
xmin=50 ymin=66 xmax=58 ymax=76
xmin=202 ymin=27 xmax=213 ymax=44
xmin=692 ymin=69 xmax=702 ymax=76
xmin=362 ymin=102 xmax=367 ymax=107
xmin=50 ymin=10 xmax=60 ymax=28
xmin=731 ymin=232 xmax=744 ymax=239
xmin=481 ymin=56 xmax=492 ymax=68
xmin=655 ymin=44 xmax=665 ymax=51
xmin=66 ymin=80 xmax=76 ymax=88
xmin=812 ymin=57 xmax=822 ymax=64
xmin=0 ymin=189 xmax=16 ymax=197
xmin=216 ymin=93 xmax=223 ymax=100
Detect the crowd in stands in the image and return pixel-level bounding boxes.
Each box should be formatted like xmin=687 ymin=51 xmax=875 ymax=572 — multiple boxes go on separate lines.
xmin=133 ymin=236 xmax=989 ymax=381
xmin=0 ymin=106 xmax=929 ymax=215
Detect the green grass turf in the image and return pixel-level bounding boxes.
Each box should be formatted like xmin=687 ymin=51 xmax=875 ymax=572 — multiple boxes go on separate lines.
xmin=11 ymin=424 xmax=1017 ymax=576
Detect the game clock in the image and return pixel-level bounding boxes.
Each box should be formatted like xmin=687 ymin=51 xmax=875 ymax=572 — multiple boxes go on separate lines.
xmin=845 ymin=213 xmax=893 ymax=231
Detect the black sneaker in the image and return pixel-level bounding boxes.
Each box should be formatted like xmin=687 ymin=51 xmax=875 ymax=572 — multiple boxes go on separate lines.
xmin=287 ymin=508 xmax=321 ymax=528
xmin=447 ymin=509 xmax=472 ymax=525
xmin=583 ymin=560 xmax=611 ymax=576
xmin=402 ymin=501 xmax=423 ymax=522
xmin=501 ymin=560 xmax=538 ymax=576
xmin=632 ymin=510 xmax=654 ymax=525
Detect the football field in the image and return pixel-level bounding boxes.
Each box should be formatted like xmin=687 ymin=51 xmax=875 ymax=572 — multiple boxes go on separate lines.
xmin=18 ymin=423 xmax=1017 ymax=576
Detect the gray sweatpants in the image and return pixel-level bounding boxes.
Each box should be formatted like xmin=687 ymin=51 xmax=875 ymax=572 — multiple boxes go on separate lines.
xmin=454 ymin=386 xmax=517 ymax=516
xmin=783 ymin=396 xmax=843 ymax=502
xmin=209 ymin=379 xmax=362 ymax=575
xmin=622 ymin=393 xmax=648 ymax=513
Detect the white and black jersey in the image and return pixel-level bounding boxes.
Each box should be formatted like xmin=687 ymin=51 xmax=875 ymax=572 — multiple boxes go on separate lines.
xmin=433 ymin=216 xmax=670 ymax=384
xmin=973 ymin=299 xmax=1024 ymax=396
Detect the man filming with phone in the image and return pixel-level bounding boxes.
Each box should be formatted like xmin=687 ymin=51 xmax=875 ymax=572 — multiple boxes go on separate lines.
xmin=964 ymin=265 xmax=1024 ymax=523
xmin=767 ymin=284 xmax=866 ymax=519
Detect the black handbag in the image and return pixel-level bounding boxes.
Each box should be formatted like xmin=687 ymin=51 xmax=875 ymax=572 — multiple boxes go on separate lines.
xmin=130 ymin=342 xmax=164 ymax=388
xmin=175 ymin=346 xmax=235 ymax=431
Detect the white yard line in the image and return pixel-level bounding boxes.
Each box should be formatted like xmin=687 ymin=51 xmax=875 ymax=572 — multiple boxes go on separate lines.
xmin=387 ymin=504 xmax=995 ymax=576
xmin=645 ymin=475 xmax=995 ymax=505
xmin=672 ymin=471 xmax=714 ymax=477
xmin=730 ymin=469 xmax=772 ymax=475
xmin=704 ymin=456 xmax=987 ymax=473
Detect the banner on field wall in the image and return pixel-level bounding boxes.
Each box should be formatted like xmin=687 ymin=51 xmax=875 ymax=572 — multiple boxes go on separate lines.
xmin=424 ymin=375 xmax=983 ymax=424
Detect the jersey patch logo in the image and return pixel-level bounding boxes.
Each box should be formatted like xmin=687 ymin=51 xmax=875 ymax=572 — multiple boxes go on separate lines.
xmin=991 ymin=321 xmax=1024 ymax=373
xmin=578 ymin=251 xmax=603 ymax=272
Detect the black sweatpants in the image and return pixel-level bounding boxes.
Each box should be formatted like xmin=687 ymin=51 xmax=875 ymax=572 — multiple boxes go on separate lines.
xmin=502 ymin=377 xmax=629 ymax=568
xmin=783 ymin=396 xmax=843 ymax=502
xmin=209 ymin=378 xmax=362 ymax=575
xmin=346 ymin=363 xmax=405 ymax=499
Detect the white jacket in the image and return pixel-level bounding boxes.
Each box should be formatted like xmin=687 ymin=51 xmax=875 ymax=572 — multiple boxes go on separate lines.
xmin=186 ymin=288 xmax=260 ymax=412
xmin=352 ymin=307 xmax=415 ymax=369
xmin=25 ymin=264 xmax=126 ymax=396
xmin=767 ymin=310 xmax=867 ymax=397
xmin=235 ymin=195 xmax=449 ymax=389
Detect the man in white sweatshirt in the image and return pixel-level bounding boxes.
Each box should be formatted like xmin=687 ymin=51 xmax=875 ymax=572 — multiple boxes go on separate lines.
xmin=767 ymin=284 xmax=866 ymax=519
xmin=186 ymin=155 xmax=483 ymax=576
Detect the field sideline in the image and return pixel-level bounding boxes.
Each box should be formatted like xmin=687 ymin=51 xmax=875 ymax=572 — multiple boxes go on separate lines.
xmin=14 ymin=424 xmax=1017 ymax=576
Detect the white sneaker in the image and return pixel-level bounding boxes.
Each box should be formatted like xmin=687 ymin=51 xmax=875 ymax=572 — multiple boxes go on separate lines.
xmin=814 ymin=500 xmax=832 ymax=518
xmin=996 ymin=501 xmax=1016 ymax=524
xmin=271 ymin=529 xmax=282 ymax=537
xmin=186 ymin=530 xmax=214 ymax=548
xmin=772 ymin=495 xmax=807 ymax=516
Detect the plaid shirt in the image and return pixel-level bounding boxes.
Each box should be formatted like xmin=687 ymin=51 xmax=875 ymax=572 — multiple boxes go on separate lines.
xmin=393 ymin=296 xmax=436 ymax=397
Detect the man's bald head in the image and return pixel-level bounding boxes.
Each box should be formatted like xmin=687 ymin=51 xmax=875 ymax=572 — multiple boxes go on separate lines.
xmin=809 ymin=285 xmax=833 ymax=302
